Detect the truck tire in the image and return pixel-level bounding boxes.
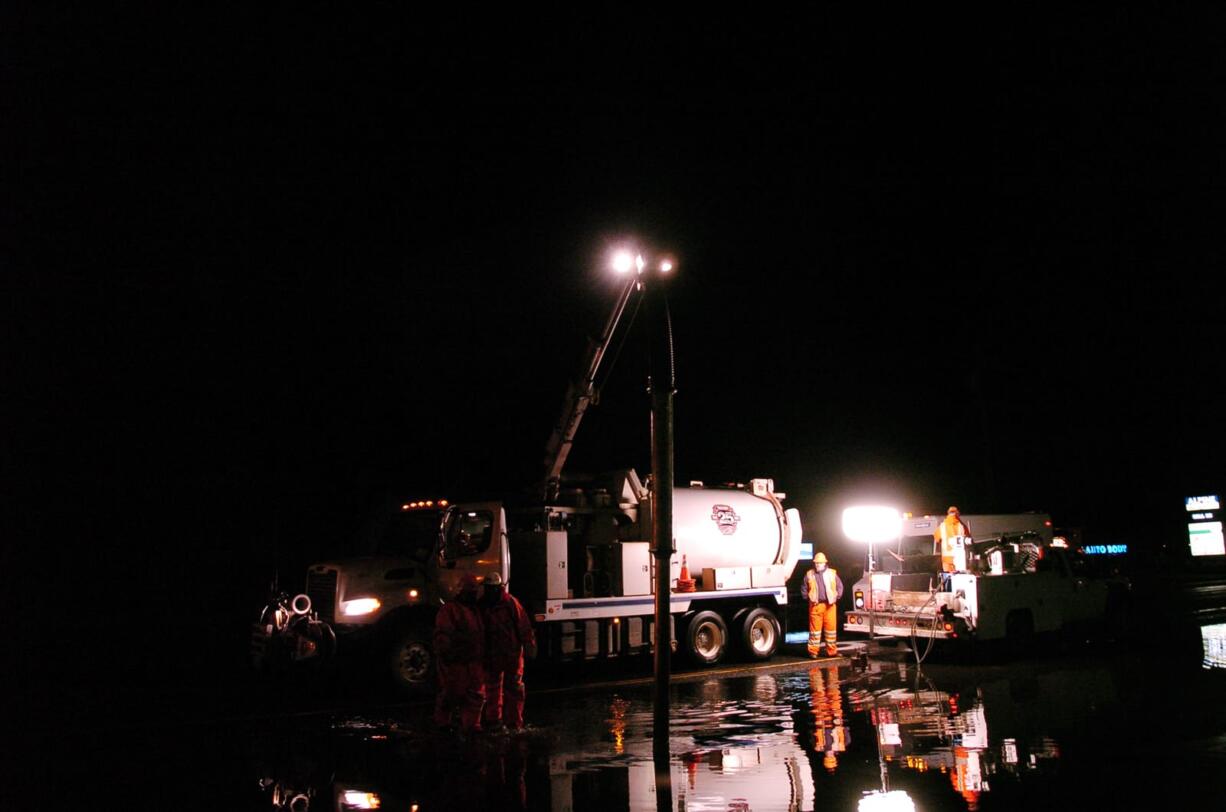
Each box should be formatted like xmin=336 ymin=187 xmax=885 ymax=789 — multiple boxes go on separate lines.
xmin=738 ymin=608 xmax=780 ymax=661
xmin=686 ymin=611 xmax=728 ymax=666
xmin=389 ymin=630 xmax=434 ymax=692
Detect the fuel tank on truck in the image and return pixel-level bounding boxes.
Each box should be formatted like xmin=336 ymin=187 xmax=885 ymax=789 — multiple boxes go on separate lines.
xmin=670 ymin=485 xmax=801 ymax=580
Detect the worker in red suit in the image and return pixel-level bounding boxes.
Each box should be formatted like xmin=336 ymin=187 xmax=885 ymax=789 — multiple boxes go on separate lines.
xmin=433 ymin=574 xmax=486 ymax=734
xmin=479 ymin=571 xmax=537 ymax=732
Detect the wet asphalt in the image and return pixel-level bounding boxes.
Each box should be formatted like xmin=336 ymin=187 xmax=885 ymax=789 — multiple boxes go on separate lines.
xmin=15 ymin=635 xmax=1226 ymax=811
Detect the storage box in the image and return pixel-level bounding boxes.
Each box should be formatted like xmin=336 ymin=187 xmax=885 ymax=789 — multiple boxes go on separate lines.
xmin=751 ymin=565 xmax=787 ymax=588
xmin=511 ymin=531 xmax=570 ymax=601
xmin=619 ymin=542 xmax=651 ymax=596
xmin=701 ymin=566 xmax=751 ymax=591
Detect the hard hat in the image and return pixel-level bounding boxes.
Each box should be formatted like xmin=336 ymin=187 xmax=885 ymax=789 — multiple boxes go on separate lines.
xmin=814 ymin=552 xmax=828 ymax=564
xmin=947 ymin=506 xmax=960 ymax=515
xmin=485 ymin=572 xmax=504 ymax=587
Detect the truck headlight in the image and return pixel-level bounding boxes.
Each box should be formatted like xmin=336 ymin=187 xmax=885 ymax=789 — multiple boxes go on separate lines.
xmin=341 ymin=598 xmax=382 ymax=617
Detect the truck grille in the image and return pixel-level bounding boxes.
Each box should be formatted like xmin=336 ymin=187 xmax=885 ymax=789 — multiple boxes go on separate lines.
xmin=306 ymin=569 xmax=338 ymax=624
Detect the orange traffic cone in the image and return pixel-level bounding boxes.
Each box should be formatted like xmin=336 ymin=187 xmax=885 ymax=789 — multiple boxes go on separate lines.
xmin=677 ymin=555 xmax=696 ymax=592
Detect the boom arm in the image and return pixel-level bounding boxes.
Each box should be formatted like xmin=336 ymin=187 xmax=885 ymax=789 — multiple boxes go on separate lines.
xmin=542 ymin=275 xmax=641 ymax=499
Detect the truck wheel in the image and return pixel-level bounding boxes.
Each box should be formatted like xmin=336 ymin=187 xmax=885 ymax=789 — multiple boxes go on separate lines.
xmin=738 ymin=608 xmax=780 ymax=661
xmin=389 ymin=631 xmax=434 ymax=691
xmin=686 ymin=611 xmax=728 ymax=666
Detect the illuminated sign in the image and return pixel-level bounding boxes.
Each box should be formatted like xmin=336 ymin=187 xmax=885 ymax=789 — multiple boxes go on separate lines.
xmin=1082 ymin=544 xmax=1128 ymax=555
xmin=1202 ymin=623 xmax=1226 ymax=670
xmin=1186 ymin=495 xmax=1220 ymax=512
xmin=1188 ymin=521 xmax=1226 ymax=557
xmin=1192 ymin=512 xmax=1213 ymax=520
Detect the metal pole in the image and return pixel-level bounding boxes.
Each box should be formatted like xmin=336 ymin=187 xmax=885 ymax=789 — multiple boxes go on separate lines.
xmin=868 ymin=540 xmax=875 ymax=641
xmin=647 ymin=276 xmax=676 ymax=743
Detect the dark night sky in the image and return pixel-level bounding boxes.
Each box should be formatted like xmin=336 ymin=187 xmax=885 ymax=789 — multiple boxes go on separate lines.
xmin=7 ymin=9 xmax=1226 ymax=635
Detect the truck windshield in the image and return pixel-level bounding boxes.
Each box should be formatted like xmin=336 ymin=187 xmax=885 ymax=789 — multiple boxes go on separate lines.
xmin=373 ymin=510 xmax=443 ymax=562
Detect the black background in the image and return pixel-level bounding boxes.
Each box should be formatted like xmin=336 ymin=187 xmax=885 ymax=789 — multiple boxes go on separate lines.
xmin=6 ymin=9 xmax=1226 ymax=717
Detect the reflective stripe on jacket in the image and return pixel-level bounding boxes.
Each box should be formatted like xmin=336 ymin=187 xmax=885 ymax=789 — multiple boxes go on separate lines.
xmin=804 ymin=567 xmax=843 ymax=604
xmin=936 ymin=517 xmax=970 ymax=542
xmin=935 ymin=517 xmax=971 ymax=568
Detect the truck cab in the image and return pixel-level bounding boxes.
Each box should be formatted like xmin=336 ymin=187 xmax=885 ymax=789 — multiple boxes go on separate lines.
xmin=302 ymin=500 xmax=510 ymax=689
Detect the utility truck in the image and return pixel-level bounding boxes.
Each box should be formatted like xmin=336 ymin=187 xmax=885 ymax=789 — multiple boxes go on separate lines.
xmin=267 ymin=274 xmax=804 ymax=689
xmin=842 ymin=513 xmax=1128 ymax=651
xmin=307 ymin=473 xmax=800 ymax=689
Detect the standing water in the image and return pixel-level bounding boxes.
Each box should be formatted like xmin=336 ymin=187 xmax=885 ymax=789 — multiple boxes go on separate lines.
xmin=36 ymin=647 xmax=1226 ymax=810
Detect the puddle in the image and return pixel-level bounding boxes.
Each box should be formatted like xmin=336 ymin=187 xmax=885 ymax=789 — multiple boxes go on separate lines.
xmin=236 ymin=652 xmax=1224 ymax=810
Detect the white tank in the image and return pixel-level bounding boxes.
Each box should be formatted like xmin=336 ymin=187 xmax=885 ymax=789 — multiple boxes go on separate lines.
xmin=671 ymin=487 xmax=797 ymax=574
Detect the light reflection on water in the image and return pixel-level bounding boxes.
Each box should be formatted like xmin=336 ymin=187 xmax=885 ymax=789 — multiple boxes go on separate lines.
xmin=249 ymin=652 xmax=1225 ymax=811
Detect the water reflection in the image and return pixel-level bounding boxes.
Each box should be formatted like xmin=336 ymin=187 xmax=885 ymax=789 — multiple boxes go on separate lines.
xmin=805 ymin=665 xmax=848 ymax=773
xmin=846 ymin=662 xmax=1070 ymax=811
xmin=247 ymin=656 xmax=1131 ymax=811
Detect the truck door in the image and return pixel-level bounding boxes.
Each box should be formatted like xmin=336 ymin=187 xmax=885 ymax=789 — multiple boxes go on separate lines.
xmin=1039 ymin=548 xmax=1098 ymax=626
xmin=437 ymin=502 xmax=509 ymax=598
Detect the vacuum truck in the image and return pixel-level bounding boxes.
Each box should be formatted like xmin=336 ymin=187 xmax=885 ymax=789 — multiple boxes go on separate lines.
xmin=260 ymin=271 xmax=804 ymax=689
xmin=304 ymin=470 xmax=801 ymax=689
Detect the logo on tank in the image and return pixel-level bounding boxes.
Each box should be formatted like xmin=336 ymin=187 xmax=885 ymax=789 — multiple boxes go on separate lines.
xmin=710 ymin=504 xmax=742 ymax=535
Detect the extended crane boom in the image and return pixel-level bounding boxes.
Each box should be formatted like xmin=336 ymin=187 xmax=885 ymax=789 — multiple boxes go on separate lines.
xmin=541 ymin=275 xmax=641 ymax=500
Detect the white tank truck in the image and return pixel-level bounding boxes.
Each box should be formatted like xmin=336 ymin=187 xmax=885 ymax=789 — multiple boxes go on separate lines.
xmin=288 ymin=275 xmax=804 ymax=690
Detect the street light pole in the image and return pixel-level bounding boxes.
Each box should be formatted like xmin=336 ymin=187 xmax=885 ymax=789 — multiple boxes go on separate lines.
xmin=612 ymin=248 xmax=676 ymax=757
xmin=646 ymin=265 xmax=676 ymax=742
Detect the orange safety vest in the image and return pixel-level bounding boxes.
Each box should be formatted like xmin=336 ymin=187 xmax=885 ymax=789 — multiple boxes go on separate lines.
xmin=934 ymin=516 xmax=971 ymax=572
xmin=804 ymin=567 xmax=842 ymax=604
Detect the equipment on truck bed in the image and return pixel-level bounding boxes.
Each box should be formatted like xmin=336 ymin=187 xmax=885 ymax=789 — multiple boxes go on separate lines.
xmin=844 ymin=511 xmax=1128 ymax=654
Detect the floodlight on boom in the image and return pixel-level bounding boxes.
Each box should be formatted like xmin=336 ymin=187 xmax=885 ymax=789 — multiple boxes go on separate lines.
xmin=842 ymin=506 xmax=902 ymax=545
xmin=612 ymin=250 xmax=635 ymax=274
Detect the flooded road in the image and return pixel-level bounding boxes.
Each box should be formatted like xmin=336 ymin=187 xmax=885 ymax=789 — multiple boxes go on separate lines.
xmin=37 ymin=646 xmax=1226 ymax=811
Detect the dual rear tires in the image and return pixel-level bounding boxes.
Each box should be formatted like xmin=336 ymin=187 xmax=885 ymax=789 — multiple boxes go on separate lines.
xmin=387 ymin=608 xmax=783 ymax=686
xmin=685 ymin=608 xmax=780 ymax=666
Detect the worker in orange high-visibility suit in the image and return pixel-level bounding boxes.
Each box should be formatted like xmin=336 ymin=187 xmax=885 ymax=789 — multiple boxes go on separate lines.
xmin=479 ymin=571 xmax=537 ymax=732
xmin=934 ymin=506 xmax=972 ymax=589
xmin=804 ymin=552 xmax=843 ymax=658
xmin=809 ymin=664 xmax=848 ymax=772
xmin=433 ymin=574 xmax=486 ymax=734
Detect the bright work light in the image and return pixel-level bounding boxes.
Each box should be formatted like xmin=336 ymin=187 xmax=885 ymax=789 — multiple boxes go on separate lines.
xmin=842 ymin=506 xmax=902 ymax=544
